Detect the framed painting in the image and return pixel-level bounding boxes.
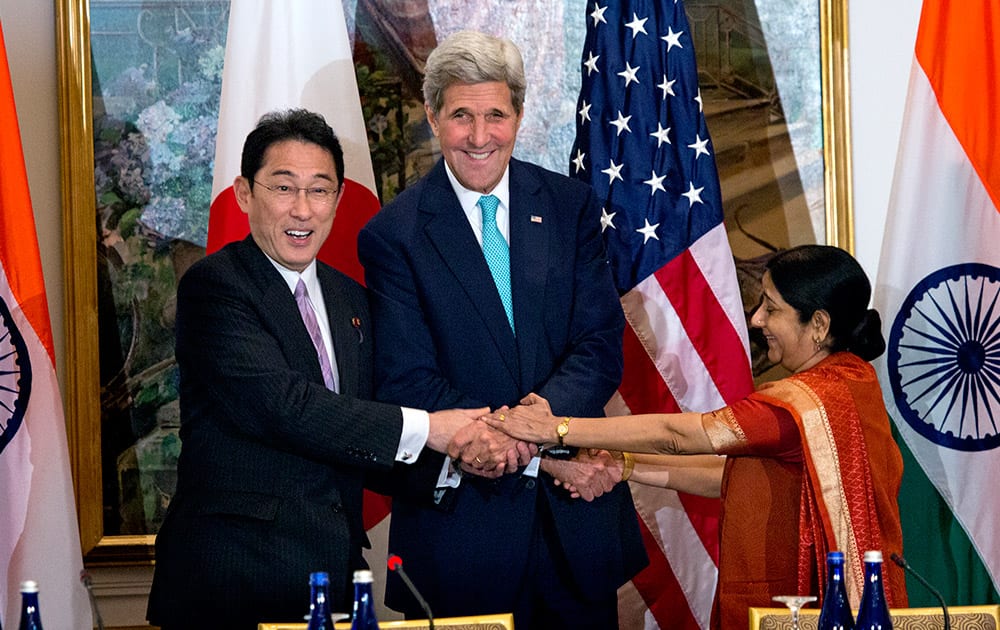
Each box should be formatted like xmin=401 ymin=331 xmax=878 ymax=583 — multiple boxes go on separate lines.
xmin=57 ymin=0 xmax=852 ymax=562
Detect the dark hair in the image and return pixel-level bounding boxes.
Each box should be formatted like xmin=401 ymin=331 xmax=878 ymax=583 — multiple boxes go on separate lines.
xmin=240 ymin=109 xmax=344 ymax=188
xmin=766 ymin=245 xmax=886 ymax=360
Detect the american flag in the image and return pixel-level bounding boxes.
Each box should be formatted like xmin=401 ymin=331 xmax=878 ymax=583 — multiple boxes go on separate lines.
xmin=570 ymin=1 xmax=754 ymax=627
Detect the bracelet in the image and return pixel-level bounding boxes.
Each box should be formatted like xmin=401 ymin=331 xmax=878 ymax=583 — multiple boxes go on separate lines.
xmin=556 ymin=415 xmax=572 ymax=446
xmin=621 ymin=451 xmax=635 ymax=482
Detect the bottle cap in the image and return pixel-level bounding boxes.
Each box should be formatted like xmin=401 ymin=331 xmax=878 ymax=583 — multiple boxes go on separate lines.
xmin=310 ymin=571 xmax=330 ymax=586
xmin=353 ymin=569 xmax=374 ymax=583
xmin=863 ymin=550 xmax=883 ymax=562
xmin=827 ymin=551 xmax=845 ymax=562
xmin=20 ymin=580 xmax=39 ymax=593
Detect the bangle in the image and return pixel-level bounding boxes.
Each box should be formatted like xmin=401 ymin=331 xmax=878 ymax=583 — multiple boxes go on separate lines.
xmin=621 ymin=451 xmax=635 ymax=482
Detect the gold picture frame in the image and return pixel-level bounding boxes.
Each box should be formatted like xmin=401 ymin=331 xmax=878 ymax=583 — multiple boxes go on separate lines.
xmin=56 ymin=0 xmax=853 ymax=563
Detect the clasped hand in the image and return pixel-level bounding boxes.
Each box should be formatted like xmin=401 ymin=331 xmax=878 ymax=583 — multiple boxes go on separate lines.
xmin=446 ymin=419 xmax=538 ymax=478
xmin=479 ymin=394 xmax=625 ymax=501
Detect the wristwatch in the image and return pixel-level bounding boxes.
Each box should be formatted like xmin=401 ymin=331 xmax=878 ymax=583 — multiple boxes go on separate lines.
xmin=556 ymin=416 xmax=572 ymax=447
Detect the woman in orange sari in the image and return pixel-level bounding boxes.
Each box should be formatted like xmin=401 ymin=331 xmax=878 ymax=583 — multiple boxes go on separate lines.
xmin=483 ymin=245 xmax=907 ymax=629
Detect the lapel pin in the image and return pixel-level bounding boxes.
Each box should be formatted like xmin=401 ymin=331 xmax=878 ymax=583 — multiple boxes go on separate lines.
xmin=530 ymin=215 xmax=543 ymax=223
xmin=352 ymin=317 xmax=363 ymax=343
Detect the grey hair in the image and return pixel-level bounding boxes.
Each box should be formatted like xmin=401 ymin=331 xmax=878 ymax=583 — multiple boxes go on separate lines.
xmin=422 ymin=30 xmax=527 ymax=116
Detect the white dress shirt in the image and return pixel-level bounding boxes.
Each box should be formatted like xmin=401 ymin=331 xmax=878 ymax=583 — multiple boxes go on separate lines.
xmin=440 ymin=163 xmax=541 ymax=478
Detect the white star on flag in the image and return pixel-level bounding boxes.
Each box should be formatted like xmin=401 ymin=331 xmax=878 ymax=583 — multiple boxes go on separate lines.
xmin=650 ymin=123 xmax=671 ymax=146
xmin=601 ymin=208 xmax=617 ymax=232
xmin=601 ymin=160 xmax=624 ymax=184
xmin=618 ymin=62 xmax=641 ymax=87
xmin=662 ymin=25 xmax=683 ymax=50
xmin=610 ymin=111 xmax=632 ymax=135
xmin=644 ymin=170 xmax=667 ymax=195
xmin=636 ymin=218 xmax=660 ymax=243
xmin=688 ymin=133 xmax=710 ymax=158
xmin=682 ymin=181 xmax=705 ymax=206
xmin=626 ymin=13 xmax=648 ymax=38
xmin=659 ymin=75 xmax=677 ymax=98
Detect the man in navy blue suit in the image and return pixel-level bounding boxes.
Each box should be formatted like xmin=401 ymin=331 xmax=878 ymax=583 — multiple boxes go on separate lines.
xmin=358 ymin=30 xmax=647 ymax=629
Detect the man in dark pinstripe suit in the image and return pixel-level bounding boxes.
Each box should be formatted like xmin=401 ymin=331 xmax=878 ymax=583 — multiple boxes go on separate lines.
xmin=146 ymin=110 xmax=491 ymax=629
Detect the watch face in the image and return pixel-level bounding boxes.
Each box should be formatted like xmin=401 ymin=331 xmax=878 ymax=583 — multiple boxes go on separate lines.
xmin=557 ymin=423 xmax=569 ymax=436
xmin=0 ymin=294 xmax=32 ymax=455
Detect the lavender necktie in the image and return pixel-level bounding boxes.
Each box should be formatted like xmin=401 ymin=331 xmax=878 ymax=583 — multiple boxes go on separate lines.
xmin=294 ymin=279 xmax=337 ymax=392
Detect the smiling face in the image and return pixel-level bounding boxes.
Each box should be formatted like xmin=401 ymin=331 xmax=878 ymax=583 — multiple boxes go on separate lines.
xmin=234 ymin=139 xmax=342 ymax=272
xmin=426 ymin=81 xmax=522 ymax=194
xmin=750 ymin=271 xmax=829 ymax=373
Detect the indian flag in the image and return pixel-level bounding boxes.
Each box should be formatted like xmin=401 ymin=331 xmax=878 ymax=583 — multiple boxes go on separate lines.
xmin=873 ymin=0 xmax=1000 ymax=606
xmin=0 ymin=20 xmax=91 ymax=627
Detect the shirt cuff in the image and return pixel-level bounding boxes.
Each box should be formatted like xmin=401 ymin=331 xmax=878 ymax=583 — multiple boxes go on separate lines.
xmin=396 ymin=407 xmax=428 ymax=464
xmin=436 ymin=458 xmax=462 ymax=489
xmin=522 ymin=455 xmax=541 ymax=477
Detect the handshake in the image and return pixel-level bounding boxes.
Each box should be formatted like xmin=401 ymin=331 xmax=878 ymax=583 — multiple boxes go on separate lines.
xmin=425 ymin=394 xmax=625 ymax=501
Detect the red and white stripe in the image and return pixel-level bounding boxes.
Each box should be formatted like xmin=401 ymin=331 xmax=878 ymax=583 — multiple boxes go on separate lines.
xmin=617 ymin=223 xmax=753 ymax=629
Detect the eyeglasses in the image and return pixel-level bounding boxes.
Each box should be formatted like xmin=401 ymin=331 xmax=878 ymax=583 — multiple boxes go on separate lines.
xmin=251 ymin=179 xmax=340 ymax=204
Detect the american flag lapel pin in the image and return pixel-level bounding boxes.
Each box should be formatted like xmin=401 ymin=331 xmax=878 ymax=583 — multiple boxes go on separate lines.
xmin=530 ymin=215 xmax=543 ymax=224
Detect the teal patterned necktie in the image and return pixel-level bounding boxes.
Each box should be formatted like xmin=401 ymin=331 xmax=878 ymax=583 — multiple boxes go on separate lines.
xmin=478 ymin=194 xmax=514 ymax=333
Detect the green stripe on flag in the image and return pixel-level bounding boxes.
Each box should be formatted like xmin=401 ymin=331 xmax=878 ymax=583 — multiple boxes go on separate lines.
xmin=893 ymin=420 xmax=1000 ymax=607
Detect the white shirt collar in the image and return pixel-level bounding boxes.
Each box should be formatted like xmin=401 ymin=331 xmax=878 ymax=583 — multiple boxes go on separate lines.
xmin=442 ymin=162 xmax=511 ymax=243
xmin=265 ymin=255 xmax=320 ymax=297
xmin=442 ymin=161 xmax=511 ymax=210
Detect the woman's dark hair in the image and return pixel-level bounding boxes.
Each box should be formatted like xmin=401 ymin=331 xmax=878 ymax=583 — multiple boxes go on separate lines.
xmin=240 ymin=108 xmax=344 ymax=188
xmin=766 ymin=245 xmax=886 ymax=360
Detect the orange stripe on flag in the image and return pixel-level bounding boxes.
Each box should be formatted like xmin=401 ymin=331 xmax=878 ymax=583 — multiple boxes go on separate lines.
xmin=915 ymin=0 xmax=1000 ymax=213
xmin=0 ymin=22 xmax=53 ymax=362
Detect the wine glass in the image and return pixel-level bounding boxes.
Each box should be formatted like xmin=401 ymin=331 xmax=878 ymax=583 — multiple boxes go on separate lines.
xmin=772 ymin=595 xmax=818 ymax=630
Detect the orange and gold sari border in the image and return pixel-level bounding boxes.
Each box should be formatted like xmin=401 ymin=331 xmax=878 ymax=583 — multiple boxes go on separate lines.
xmin=755 ymin=379 xmax=864 ymax=603
xmin=702 ymin=407 xmax=747 ymax=452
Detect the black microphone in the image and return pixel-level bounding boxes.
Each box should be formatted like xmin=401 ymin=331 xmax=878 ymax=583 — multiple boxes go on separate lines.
xmin=890 ymin=552 xmax=949 ymax=630
xmin=387 ymin=553 xmax=434 ymax=630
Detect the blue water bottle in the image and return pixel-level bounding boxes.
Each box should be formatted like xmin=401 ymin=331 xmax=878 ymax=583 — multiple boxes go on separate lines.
xmin=306 ymin=572 xmax=335 ymax=630
xmin=819 ymin=551 xmax=855 ymax=630
xmin=855 ymin=550 xmax=893 ymax=630
xmin=350 ymin=569 xmax=380 ymax=630
xmin=17 ymin=580 xmax=43 ymax=630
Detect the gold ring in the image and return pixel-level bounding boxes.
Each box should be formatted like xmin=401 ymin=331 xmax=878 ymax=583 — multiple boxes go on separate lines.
xmin=475 ymin=456 xmax=483 ymax=465
xmin=499 ymin=413 xmax=506 ymax=422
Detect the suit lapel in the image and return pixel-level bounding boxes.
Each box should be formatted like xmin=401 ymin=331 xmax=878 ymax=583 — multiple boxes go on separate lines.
xmin=319 ymin=268 xmax=361 ymax=397
xmin=508 ymin=159 xmax=549 ymax=386
xmin=420 ymin=163 xmax=520 ymax=382
xmin=235 ymin=237 xmax=326 ymax=385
